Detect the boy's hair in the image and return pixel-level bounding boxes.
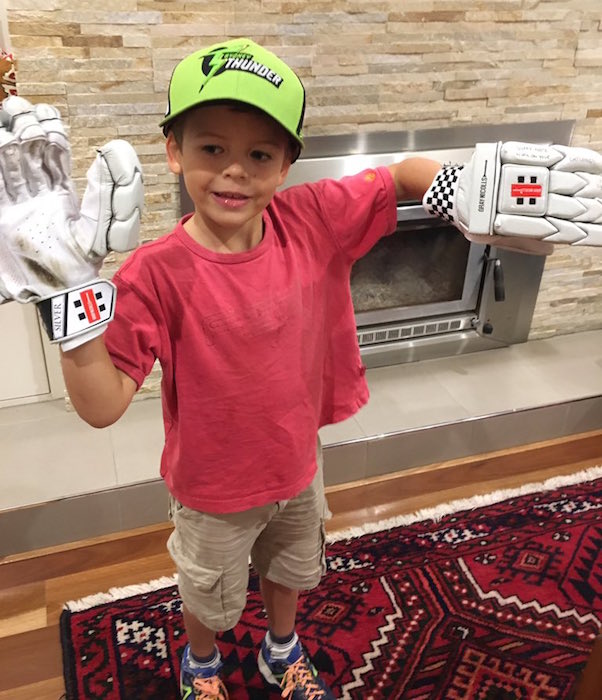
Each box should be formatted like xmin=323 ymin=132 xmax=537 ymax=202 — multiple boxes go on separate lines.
xmin=160 ymin=38 xmax=305 ymax=162
xmin=168 ymin=100 xmax=301 ymax=163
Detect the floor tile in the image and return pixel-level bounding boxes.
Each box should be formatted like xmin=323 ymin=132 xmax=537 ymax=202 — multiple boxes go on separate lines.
xmin=320 ymin=415 xmax=365 ymax=446
xmin=354 ymin=361 xmax=470 ymax=435
xmin=110 ymin=398 xmax=164 ymax=486
xmin=0 ymin=411 xmax=117 ymax=510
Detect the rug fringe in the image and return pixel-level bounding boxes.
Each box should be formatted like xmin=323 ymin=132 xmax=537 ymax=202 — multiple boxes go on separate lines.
xmin=63 ymin=574 xmax=178 ymax=612
xmin=326 ymin=464 xmax=602 ymax=543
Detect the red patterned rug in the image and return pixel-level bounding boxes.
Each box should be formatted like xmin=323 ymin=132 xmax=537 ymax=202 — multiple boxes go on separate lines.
xmin=60 ymin=468 xmax=602 ymax=699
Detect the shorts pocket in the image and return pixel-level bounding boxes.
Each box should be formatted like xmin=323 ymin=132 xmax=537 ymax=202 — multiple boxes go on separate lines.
xmin=182 ymin=561 xmax=224 ymax=594
xmin=167 ymin=527 xmax=224 ymax=593
xmin=176 ymin=559 xmax=229 ymax=630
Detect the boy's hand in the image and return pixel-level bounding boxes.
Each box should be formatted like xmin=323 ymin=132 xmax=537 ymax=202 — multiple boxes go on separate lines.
xmin=423 ymin=141 xmax=602 ymax=255
xmin=0 ymin=96 xmax=143 ymax=349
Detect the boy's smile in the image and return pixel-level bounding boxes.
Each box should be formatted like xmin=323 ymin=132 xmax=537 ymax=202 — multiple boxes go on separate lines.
xmin=212 ymin=190 xmax=250 ymax=209
xmin=166 ymin=103 xmax=292 ymax=253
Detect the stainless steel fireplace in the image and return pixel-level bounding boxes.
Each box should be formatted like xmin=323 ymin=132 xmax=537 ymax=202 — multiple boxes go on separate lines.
xmin=283 ymin=120 xmax=575 ymax=368
xmin=179 ymin=120 xmax=574 ymax=369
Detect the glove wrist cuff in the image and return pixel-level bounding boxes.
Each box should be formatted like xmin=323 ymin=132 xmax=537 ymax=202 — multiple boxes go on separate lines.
xmin=422 ymin=164 xmax=465 ymax=226
xmin=36 ymin=279 xmax=116 ymax=344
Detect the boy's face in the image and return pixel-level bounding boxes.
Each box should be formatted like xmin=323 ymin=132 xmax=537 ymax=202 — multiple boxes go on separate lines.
xmin=166 ymin=104 xmax=292 ymax=242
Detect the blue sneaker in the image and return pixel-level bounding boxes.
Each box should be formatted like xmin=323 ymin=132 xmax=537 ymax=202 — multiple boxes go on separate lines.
xmin=179 ymin=644 xmax=229 ymax=699
xmin=258 ymin=637 xmax=336 ymax=699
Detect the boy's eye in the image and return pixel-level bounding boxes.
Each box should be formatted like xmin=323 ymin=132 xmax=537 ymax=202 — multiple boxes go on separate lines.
xmin=201 ymin=144 xmax=222 ymax=155
xmin=250 ymin=150 xmax=271 ymax=162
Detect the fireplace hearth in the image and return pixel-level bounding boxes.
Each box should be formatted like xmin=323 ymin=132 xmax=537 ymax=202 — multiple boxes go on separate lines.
xmin=178 ymin=120 xmax=574 ymax=369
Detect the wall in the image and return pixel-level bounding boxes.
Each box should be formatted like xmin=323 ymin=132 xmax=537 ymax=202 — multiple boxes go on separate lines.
xmin=6 ymin=1 xmax=602 ymax=393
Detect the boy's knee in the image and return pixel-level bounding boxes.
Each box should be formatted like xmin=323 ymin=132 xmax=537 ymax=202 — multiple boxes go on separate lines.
xmin=177 ymin=566 xmax=246 ymax=631
xmin=185 ymin=601 xmax=244 ymax=633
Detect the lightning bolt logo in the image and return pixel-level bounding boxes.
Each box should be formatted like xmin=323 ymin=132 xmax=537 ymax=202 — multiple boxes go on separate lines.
xmin=201 ymin=48 xmax=227 ymax=88
xmin=200 ymin=43 xmax=251 ymax=92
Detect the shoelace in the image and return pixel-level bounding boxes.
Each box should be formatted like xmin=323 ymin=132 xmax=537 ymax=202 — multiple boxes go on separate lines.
xmin=192 ymin=675 xmax=229 ymax=699
xmin=280 ymin=656 xmax=326 ymax=699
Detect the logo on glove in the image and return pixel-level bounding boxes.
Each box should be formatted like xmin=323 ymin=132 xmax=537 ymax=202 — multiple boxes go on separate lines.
xmin=37 ymin=280 xmax=117 ymax=344
xmin=76 ymin=288 xmax=106 ymax=324
xmin=510 ymin=182 xmax=542 ymax=201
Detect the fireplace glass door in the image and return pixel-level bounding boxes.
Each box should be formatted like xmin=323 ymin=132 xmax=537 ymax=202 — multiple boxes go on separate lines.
xmin=352 ymin=208 xmax=485 ymax=329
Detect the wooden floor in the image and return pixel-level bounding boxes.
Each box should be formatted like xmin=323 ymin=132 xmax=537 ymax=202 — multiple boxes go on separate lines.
xmin=1 ymin=430 xmax=601 ymax=700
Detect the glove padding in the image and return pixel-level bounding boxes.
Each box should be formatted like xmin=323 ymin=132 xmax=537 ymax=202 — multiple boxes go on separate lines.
xmin=423 ymin=141 xmax=602 ymax=255
xmin=0 ymin=96 xmax=143 ymax=347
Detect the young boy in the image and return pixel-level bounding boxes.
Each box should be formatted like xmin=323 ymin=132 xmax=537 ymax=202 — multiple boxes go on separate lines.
xmin=56 ymin=37 xmax=440 ymax=699
xmin=6 ymin=35 xmax=596 ymax=700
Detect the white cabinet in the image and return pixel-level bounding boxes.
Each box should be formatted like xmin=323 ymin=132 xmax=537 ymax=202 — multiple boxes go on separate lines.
xmin=0 ymin=302 xmax=63 ymax=406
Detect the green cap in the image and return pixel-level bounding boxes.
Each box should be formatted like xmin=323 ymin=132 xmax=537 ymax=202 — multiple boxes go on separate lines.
xmin=160 ymin=38 xmax=305 ymax=157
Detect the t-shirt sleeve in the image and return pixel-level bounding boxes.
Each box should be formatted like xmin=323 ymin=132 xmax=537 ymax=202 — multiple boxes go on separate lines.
xmin=309 ymin=166 xmax=398 ymax=261
xmin=104 ymin=276 xmax=163 ymax=389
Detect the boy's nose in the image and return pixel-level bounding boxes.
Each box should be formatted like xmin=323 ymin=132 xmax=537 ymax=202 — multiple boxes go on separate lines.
xmin=223 ymin=159 xmax=248 ymax=179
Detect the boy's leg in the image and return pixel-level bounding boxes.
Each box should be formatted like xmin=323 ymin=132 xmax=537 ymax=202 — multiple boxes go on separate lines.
xmin=259 ymin=576 xmax=299 ymax=637
xmin=179 ymin=605 xmax=227 ymax=699
xmin=168 ymin=498 xmax=276 ymax=630
xmin=252 ymin=438 xmax=329 ymax=595
xmin=182 ymin=603 xmax=218 ymax=658
xmin=167 ymin=497 xmax=278 ymax=698
xmin=253 ymin=441 xmax=336 ymax=698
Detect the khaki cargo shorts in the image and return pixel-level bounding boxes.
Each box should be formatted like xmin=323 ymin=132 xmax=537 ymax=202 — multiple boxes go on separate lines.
xmin=166 ymin=442 xmax=330 ymax=631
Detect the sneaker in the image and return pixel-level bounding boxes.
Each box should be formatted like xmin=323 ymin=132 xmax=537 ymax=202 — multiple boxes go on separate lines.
xmin=180 ymin=644 xmax=229 ymax=699
xmin=258 ymin=637 xmax=336 ymax=699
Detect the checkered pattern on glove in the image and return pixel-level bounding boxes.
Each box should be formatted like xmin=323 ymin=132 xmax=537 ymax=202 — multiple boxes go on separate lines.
xmin=422 ymin=164 xmax=464 ymax=224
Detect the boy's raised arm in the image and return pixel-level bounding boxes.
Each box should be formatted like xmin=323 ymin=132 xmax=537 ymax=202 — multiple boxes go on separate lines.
xmin=0 ymin=96 xmax=144 ymax=425
xmin=388 ymin=158 xmax=442 ymax=202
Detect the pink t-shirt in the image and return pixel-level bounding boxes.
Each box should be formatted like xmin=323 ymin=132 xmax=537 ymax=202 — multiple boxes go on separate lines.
xmin=105 ymin=167 xmax=397 ymax=512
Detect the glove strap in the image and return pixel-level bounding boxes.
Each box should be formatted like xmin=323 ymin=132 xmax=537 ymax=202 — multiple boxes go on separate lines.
xmin=36 ymin=279 xmax=116 ymax=344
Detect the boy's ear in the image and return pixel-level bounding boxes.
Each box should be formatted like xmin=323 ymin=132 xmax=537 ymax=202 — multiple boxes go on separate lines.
xmin=165 ymin=132 xmax=182 ymax=175
xmin=278 ymin=158 xmax=292 ymax=187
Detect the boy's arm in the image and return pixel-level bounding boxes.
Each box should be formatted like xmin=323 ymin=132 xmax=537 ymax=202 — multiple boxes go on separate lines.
xmin=60 ymin=337 xmax=137 ymax=428
xmin=422 ymin=141 xmax=602 ymax=250
xmin=387 ymin=158 xmax=442 ymax=202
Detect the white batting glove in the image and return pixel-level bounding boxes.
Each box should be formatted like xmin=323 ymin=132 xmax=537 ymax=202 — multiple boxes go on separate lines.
xmin=0 ymin=96 xmax=143 ymax=349
xmin=423 ymin=141 xmax=602 ymax=255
